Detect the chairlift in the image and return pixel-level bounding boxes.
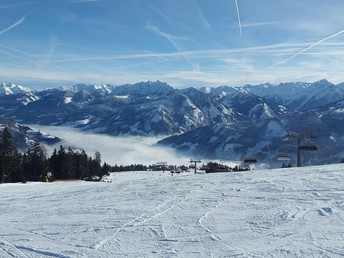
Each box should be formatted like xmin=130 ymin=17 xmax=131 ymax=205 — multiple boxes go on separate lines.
xmin=305 ymin=131 xmax=317 ymax=141
xmin=276 ymin=154 xmax=291 ymax=161
xmin=200 ymin=164 xmax=209 ymax=171
xmin=298 ymin=145 xmax=318 ymax=151
xmin=244 ymin=156 xmax=257 ymax=164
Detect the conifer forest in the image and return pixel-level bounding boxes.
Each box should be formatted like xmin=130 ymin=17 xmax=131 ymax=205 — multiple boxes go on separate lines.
xmin=0 ymin=128 xmax=110 ymax=183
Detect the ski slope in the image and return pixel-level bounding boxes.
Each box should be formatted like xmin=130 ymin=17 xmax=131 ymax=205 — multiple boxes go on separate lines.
xmin=1 ymin=164 xmax=344 ymax=257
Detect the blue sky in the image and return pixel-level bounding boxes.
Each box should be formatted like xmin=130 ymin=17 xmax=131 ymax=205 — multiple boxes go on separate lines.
xmin=1 ymin=0 xmax=344 ymax=89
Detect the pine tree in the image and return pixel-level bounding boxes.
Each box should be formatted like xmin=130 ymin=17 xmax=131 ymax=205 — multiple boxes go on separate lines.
xmin=0 ymin=128 xmax=21 ymax=183
xmin=26 ymin=141 xmax=49 ymax=181
xmin=18 ymin=153 xmax=29 ymax=183
xmin=73 ymin=149 xmax=90 ymax=179
xmin=90 ymin=151 xmax=102 ymax=177
xmin=66 ymin=147 xmax=76 ymax=179
xmin=49 ymin=148 xmax=58 ymax=179
xmin=79 ymin=149 xmax=90 ymax=179
xmin=101 ymin=162 xmax=111 ymax=177
xmin=56 ymin=145 xmax=67 ymax=179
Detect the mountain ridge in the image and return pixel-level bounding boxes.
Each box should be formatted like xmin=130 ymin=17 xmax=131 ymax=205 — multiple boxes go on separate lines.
xmin=1 ymin=79 xmax=344 ymax=165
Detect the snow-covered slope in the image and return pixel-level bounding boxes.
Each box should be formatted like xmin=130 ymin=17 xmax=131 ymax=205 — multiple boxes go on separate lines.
xmin=0 ymin=83 xmax=39 ymax=106
xmin=1 ymin=164 xmax=343 ymax=257
xmin=61 ymin=83 xmax=113 ymax=96
xmin=0 ymin=117 xmax=61 ymax=151
xmin=0 ymin=83 xmax=32 ymax=95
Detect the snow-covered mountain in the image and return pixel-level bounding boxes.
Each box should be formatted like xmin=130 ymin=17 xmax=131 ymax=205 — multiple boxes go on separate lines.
xmin=111 ymin=80 xmax=175 ymax=97
xmin=243 ymin=79 xmax=344 ymax=111
xmin=61 ymin=83 xmax=113 ymax=95
xmin=159 ymin=111 xmax=341 ymax=166
xmin=0 ymin=117 xmax=61 ymax=151
xmin=1 ymin=79 xmax=344 ymax=164
xmin=0 ymin=82 xmax=32 ymax=95
xmin=0 ymin=81 xmax=238 ymax=136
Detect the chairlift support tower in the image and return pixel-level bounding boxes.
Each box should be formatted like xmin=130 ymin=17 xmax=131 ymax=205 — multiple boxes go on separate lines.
xmin=282 ymin=130 xmax=317 ymax=167
xmin=190 ymin=159 xmax=201 ymax=174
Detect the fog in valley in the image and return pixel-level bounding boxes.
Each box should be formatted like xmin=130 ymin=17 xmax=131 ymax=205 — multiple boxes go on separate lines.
xmin=30 ymin=125 xmax=190 ymax=166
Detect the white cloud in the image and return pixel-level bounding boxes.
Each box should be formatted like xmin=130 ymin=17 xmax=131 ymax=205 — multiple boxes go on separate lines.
xmin=2 ymin=39 xmax=344 ymax=88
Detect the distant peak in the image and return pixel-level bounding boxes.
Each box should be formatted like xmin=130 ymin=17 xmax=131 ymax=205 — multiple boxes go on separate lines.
xmin=0 ymin=82 xmax=32 ymax=95
xmin=112 ymin=80 xmax=175 ymax=97
xmin=61 ymin=83 xmax=113 ymax=93
xmin=312 ymin=79 xmax=332 ymax=86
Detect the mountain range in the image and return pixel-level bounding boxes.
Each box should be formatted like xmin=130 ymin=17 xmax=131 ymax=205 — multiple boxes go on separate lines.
xmin=1 ymin=79 xmax=344 ymax=166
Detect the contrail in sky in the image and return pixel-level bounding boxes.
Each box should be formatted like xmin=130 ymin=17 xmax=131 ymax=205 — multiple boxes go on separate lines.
xmin=269 ymin=28 xmax=344 ymax=68
xmin=145 ymin=24 xmax=199 ymax=71
xmin=234 ymin=0 xmax=242 ymax=37
xmin=69 ymin=0 xmax=102 ymax=3
xmin=0 ymin=16 xmax=25 ymax=35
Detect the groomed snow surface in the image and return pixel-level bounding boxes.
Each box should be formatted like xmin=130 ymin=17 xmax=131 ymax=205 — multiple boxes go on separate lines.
xmin=1 ymin=164 xmax=344 ymax=257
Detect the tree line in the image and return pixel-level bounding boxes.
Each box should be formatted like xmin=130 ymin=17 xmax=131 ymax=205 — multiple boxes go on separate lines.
xmin=0 ymin=128 xmax=110 ymax=183
xmin=111 ymin=164 xmax=147 ymax=172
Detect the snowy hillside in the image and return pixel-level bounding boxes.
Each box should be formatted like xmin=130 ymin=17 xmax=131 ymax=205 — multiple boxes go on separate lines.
xmin=1 ymin=164 xmax=343 ymax=257
xmin=0 ymin=83 xmax=32 ymax=95
xmin=1 ymin=79 xmax=344 ymax=163
xmin=0 ymin=117 xmax=61 ymax=151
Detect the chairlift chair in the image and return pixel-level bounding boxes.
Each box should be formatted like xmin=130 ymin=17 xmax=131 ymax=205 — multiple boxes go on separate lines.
xmin=244 ymin=156 xmax=257 ymax=164
xmin=200 ymin=164 xmax=209 ymax=171
xmin=276 ymin=154 xmax=291 ymax=161
xmin=298 ymin=145 xmax=318 ymax=151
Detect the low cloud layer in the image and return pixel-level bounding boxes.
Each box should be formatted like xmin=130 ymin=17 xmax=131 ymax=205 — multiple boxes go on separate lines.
xmin=30 ymin=125 xmax=190 ymax=166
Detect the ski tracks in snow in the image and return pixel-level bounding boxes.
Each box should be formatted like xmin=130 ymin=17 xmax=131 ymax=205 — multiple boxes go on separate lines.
xmin=1 ymin=167 xmax=344 ymax=257
xmin=94 ymin=178 xmax=192 ymax=251
xmin=198 ymin=198 xmax=234 ymax=250
xmin=0 ymin=236 xmax=29 ymax=258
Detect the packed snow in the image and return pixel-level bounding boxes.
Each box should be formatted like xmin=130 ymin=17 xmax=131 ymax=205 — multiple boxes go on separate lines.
xmin=1 ymin=164 xmax=344 ymax=257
